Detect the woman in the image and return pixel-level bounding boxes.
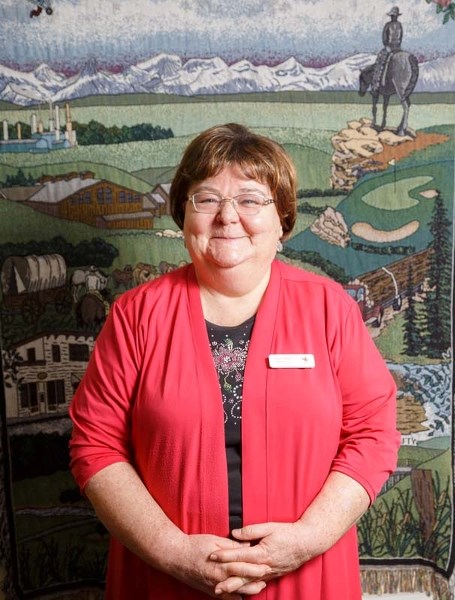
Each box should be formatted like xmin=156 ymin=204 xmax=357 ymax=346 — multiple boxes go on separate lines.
xmin=70 ymin=123 xmax=400 ymax=599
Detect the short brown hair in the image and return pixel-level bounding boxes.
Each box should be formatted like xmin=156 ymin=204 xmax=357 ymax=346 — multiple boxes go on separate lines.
xmin=170 ymin=123 xmax=297 ymax=238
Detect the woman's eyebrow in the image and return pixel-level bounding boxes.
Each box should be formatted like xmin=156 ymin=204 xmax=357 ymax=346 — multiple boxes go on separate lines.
xmin=191 ymin=184 xmax=266 ymax=193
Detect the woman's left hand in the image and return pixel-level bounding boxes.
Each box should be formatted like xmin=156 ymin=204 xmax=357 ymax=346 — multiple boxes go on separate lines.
xmin=211 ymin=472 xmax=371 ymax=595
xmin=209 ymin=521 xmax=308 ymax=595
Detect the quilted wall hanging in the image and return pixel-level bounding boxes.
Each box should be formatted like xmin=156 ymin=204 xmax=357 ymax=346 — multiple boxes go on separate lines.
xmin=0 ymin=0 xmax=454 ymax=597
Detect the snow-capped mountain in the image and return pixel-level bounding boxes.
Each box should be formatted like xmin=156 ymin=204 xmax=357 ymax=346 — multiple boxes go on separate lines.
xmin=0 ymin=63 xmax=49 ymax=103
xmin=416 ymin=54 xmax=455 ymax=93
xmin=33 ymin=63 xmax=67 ymax=90
xmin=136 ymin=53 xmax=183 ymax=79
xmin=52 ymin=60 xmax=134 ymax=103
xmin=0 ymin=52 xmax=453 ymax=106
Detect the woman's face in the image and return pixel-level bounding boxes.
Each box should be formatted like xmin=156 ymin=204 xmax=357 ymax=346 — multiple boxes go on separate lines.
xmin=183 ymin=164 xmax=283 ymax=274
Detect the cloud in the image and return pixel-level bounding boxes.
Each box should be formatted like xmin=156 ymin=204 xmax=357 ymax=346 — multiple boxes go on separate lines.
xmin=0 ymin=0 xmax=453 ymax=67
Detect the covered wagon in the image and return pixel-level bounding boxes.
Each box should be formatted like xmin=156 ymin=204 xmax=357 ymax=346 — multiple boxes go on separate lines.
xmin=1 ymin=254 xmax=70 ymax=323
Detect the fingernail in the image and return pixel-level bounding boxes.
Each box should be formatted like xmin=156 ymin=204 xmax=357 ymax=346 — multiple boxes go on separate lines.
xmin=209 ymin=553 xmax=218 ymax=561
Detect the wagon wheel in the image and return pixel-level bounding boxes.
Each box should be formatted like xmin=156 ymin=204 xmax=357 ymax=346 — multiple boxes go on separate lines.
xmin=45 ymin=6 xmax=53 ymax=14
xmin=21 ymin=297 xmax=44 ymax=324
xmin=54 ymin=288 xmax=72 ymax=314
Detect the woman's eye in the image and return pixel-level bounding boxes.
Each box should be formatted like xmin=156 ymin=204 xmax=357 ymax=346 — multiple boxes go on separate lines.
xmin=238 ymin=196 xmax=261 ymax=206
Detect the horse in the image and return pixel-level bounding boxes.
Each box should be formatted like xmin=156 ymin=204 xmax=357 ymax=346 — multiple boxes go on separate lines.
xmin=359 ymin=51 xmax=419 ymax=136
xmin=76 ymin=292 xmax=108 ymax=331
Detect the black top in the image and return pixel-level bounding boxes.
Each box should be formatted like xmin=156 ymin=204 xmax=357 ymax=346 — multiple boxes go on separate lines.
xmin=207 ymin=315 xmax=255 ymax=532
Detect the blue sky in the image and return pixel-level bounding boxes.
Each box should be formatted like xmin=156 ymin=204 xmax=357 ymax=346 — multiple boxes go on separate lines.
xmin=1 ymin=0 xmax=454 ymax=69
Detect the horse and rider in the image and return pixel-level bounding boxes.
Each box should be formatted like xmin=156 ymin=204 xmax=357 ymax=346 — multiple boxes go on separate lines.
xmin=359 ymin=6 xmax=419 ymax=136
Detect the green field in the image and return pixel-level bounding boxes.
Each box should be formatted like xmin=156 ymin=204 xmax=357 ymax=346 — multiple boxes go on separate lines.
xmin=2 ymin=92 xmax=454 ymax=135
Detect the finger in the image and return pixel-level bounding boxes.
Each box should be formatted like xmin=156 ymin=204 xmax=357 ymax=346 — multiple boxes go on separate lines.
xmin=231 ymin=523 xmax=274 ymax=541
xmin=215 ymin=576 xmax=266 ymax=595
xmin=237 ymin=581 xmax=267 ymax=595
xmin=223 ymin=561 xmax=271 ymax=579
xmin=210 ymin=546 xmax=265 ymax=564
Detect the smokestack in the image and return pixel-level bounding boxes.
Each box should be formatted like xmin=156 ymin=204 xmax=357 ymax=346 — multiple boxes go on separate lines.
xmin=2 ymin=120 xmax=8 ymax=142
xmin=55 ymin=105 xmax=60 ymax=131
xmin=17 ymin=123 xmax=22 ymax=140
xmin=54 ymin=105 xmax=60 ymax=141
xmin=31 ymin=114 xmax=37 ymax=135
xmin=65 ymin=103 xmax=73 ymax=138
xmin=47 ymin=102 xmax=54 ymax=132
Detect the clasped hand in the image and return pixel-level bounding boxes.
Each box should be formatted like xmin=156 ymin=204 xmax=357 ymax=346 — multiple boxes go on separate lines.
xmin=177 ymin=533 xmax=268 ymax=599
xmin=206 ymin=521 xmax=307 ymax=597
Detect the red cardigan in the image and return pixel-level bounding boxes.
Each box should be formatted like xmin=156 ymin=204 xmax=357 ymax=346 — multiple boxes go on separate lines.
xmin=70 ymin=260 xmax=400 ymax=599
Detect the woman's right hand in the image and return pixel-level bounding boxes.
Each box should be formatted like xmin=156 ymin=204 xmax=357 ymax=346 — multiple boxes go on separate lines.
xmin=170 ymin=533 xmax=270 ymax=598
xmin=83 ymin=464 xmax=267 ymax=597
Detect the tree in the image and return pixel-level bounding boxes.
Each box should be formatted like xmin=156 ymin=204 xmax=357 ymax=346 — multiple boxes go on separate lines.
xmin=423 ymin=191 xmax=452 ymax=357
xmin=2 ymin=168 xmax=35 ymax=187
xmin=403 ymin=264 xmax=425 ymax=356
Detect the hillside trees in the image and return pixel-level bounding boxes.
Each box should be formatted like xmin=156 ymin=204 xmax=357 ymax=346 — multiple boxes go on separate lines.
xmin=0 ymin=235 xmax=119 ymax=268
xmin=423 ymin=191 xmax=452 ymax=357
xmin=73 ymin=120 xmax=174 ymax=145
xmin=403 ymin=193 xmax=453 ymax=358
xmin=401 ymin=191 xmax=452 ymax=358
xmin=1 ymin=168 xmax=35 ymax=187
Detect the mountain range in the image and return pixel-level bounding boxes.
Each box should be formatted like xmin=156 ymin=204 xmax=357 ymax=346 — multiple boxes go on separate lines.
xmin=1 ymin=52 xmax=454 ymax=106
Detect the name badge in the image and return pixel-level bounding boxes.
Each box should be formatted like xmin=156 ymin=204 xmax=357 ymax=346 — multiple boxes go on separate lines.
xmin=268 ymin=354 xmax=315 ymax=369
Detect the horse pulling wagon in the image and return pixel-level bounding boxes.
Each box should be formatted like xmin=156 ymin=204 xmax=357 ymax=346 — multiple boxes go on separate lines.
xmin=1 ymin=254 xmax=71 ymax=324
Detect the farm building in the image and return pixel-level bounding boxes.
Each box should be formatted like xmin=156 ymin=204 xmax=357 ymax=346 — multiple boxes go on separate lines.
xmin=144 ymin=183 xmax=172 ymax=217
xmin=0 ymin=172 xmax=168 ymax=229
xmin=3 ymin=332 xmax=95 ymax=421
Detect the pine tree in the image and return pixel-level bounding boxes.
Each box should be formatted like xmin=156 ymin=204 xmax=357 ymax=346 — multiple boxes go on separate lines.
xmin=403 ymin=264 xmax=425 ymax=356
xmin=423 ymin=191 xmax=452 ymax=358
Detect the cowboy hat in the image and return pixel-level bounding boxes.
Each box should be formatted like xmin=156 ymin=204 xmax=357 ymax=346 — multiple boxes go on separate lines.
xmin=387 ymin=6 xmax=402 ymax=16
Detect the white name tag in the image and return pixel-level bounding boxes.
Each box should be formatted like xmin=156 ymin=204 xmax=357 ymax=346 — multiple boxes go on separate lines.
xmin=268 ymin=354 xmax=315 ymax=369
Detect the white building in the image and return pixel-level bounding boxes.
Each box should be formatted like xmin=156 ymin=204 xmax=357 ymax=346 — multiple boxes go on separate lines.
xmin=3 ymin=332 xmax=94 ymax=420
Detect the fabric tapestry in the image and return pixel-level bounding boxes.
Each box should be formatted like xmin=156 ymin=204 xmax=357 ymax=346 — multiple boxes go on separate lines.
xmin=0 ymin=0 xmax=454 ymax=598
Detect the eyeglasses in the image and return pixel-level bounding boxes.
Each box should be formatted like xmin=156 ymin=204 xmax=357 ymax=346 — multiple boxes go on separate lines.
xmin=189 ymin=192 xmax=275 ymax=216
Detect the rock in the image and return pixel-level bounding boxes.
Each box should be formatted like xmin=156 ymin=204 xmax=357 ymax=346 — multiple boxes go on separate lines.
xmin=310 ymin=206 xmax=350 ymax=247
xmin=378 ymin=130 xmax=413 ymax=145
xmin=330 ymin=117 xmax=416 ymax=191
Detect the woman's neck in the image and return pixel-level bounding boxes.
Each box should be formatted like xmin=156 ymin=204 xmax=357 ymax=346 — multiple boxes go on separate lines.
xmin=196 ymin=264 xmax=272 ymax=327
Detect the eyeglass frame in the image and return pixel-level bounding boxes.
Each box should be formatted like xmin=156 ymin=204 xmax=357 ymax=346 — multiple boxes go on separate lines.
xmin=188 ymin=192 xmax=276 ymax=215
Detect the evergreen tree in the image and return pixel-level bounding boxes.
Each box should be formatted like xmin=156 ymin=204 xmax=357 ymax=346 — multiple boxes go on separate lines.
xmin=423 ymin=191 xmax=452 ymax=357
xmin=403 ymin=264 xmax=423 ymax=355
xmin=3 ymin=168 xmax=34 ymax=186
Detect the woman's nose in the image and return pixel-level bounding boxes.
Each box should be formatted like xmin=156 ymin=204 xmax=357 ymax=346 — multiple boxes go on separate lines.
xmin=216 ymin=199 xmax=240 ymax=222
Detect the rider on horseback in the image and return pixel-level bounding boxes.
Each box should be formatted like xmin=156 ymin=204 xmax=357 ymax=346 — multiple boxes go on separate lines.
xmin=372 ymin=7 xmax=403 ymax=93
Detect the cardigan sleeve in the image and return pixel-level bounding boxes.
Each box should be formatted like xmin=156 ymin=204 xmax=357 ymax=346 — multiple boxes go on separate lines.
xmin=330 ymin=301 xmax=401 ymax=503
xmin=69 ymin=299 xmax=141 ymax=491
